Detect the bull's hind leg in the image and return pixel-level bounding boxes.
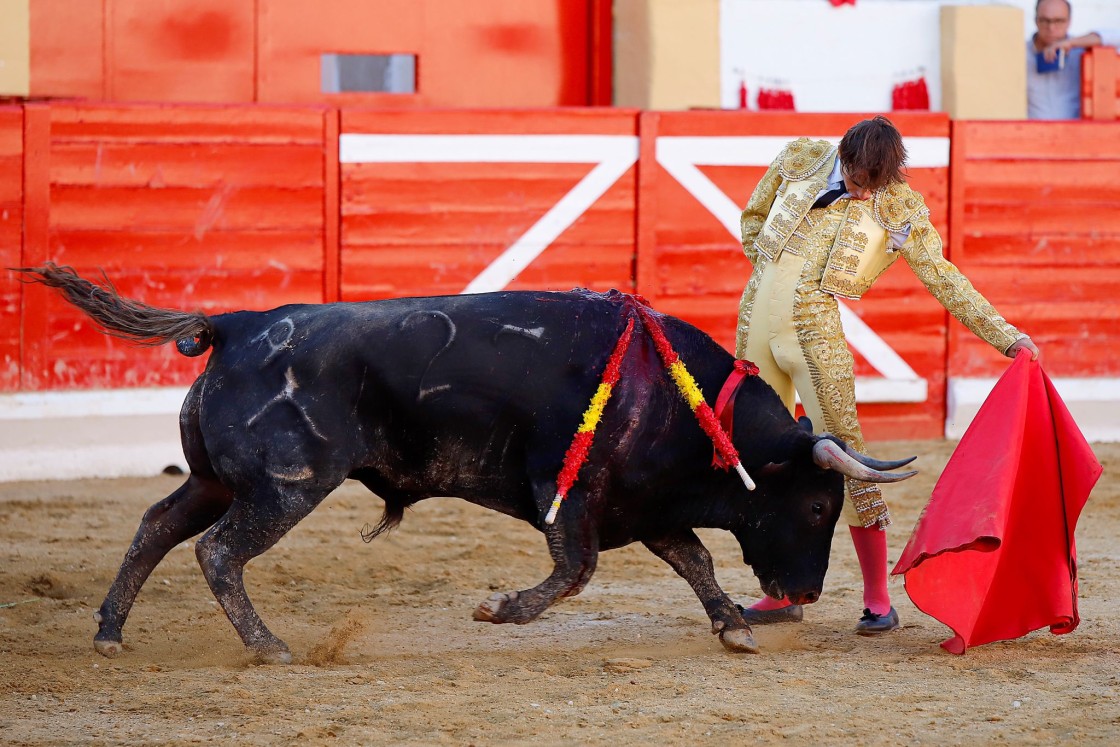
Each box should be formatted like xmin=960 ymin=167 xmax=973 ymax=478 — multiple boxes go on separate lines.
xmin=94 ymin=475 xmax=234 ymax=657
xmin=473 ymin=503 xmax=599 ymax=625
xmin=643 ymin=531 xmax=758 ymax=654
xmin=194 ymin=486 xmax=329 ymax=664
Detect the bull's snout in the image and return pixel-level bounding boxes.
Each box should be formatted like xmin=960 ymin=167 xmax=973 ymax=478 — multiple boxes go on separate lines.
xmin=787 ymin=590 xmax=820 ymax=605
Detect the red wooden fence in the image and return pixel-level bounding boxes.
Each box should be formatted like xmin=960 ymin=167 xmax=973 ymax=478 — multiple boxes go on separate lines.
xmin=338 ymin=108 xmax=638 ymax=300
xmin=4 ymin=102 xmax=1119 ymax=442
xmin=16 ymin=103 xmax=332 ymax=390
xmin=0 ymin=107 xmax=23 ymax=391
xmin=1082 ymin=47 xmax=1120 ymax=121
xmin=948 ymin=120 xmax=1120 ymax=379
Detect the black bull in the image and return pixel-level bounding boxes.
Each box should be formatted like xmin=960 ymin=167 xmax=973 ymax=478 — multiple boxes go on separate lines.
xmin=19 ymin=265 xmax=916 ymax=663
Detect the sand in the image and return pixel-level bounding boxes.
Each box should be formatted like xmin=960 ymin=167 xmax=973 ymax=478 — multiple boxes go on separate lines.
xmin=1 ymin=439 xmax=1118 ymax=746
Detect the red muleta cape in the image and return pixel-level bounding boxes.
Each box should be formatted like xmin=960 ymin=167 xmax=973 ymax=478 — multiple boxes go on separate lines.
xmin=892 ymin=351 xmax=1103 ymax=654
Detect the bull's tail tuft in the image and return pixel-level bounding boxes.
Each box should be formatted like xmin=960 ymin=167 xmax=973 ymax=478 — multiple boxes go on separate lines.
xmin=14 ymin=263 xmax=215 ymax=357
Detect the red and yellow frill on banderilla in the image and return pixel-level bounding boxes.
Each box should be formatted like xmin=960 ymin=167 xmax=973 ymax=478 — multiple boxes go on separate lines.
xmin=545 ymin=298 xmax=758 ymax=525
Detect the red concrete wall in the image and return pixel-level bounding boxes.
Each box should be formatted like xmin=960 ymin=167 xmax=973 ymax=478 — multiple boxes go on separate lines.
xmin=29 ymin=0 xmax=609 ymax=108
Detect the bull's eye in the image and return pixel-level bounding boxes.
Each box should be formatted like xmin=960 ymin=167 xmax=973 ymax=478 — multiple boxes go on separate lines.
xmin=811 ymin=501 xmax=825 ymax=516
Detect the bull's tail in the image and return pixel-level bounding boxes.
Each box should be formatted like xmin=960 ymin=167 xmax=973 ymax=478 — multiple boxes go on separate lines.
xmin=14 ymin=263 xmax=216 ymax=357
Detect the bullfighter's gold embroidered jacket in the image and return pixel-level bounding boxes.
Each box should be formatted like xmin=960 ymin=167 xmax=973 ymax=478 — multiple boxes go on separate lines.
xmin=740 ymin=138 xmax=1023 ymax=354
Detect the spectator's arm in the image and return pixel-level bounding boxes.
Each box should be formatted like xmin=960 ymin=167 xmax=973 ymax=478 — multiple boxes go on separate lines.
xmin=1042 ymin=30 xmax=1120 ymax=61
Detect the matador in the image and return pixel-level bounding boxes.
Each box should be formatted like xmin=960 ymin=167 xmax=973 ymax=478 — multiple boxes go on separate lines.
xmin=734 ymin=116 xmax=1038 ymax=635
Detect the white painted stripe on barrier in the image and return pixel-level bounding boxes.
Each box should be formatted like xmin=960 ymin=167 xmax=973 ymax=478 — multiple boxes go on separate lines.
xmin=656 ymin=135 xmax=950 ymax=168
xmin=0 ymin=387 xmax=189 ymax=420
xmin=464 ymin=154 xmax=637 ymax=293
xmin=2 ymin=374 xmax=1114 ymax=482
xmin=340 ymin=134 xmax=639 ymax=164
xmin=837 ymin=305 xmax=922 ymax=382
xmin=946 ymin=376 xmax=1120 ymax=442
xmin=0 ymin=388 xmax=190 ymax=482
xmin=2 ymin=443 xmax=188 ymax=483
xmin=656 ymin=150 xmax=744 ymax=238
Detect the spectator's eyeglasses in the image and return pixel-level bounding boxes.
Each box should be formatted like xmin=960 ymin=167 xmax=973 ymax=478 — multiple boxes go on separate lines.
xmin=1037 ymin=17 xmax=1070 ymax=26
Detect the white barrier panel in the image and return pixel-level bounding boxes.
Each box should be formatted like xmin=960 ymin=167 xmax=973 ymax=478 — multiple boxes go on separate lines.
xmin=2 ymin=376 xmax=1115 ymax=482
xmin=0 ymin=388 xmax=190 ymax=482
xmin=946 ymin=377 xmax=1120 ymax=442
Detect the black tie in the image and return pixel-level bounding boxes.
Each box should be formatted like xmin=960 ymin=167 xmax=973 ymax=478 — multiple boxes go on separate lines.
xmin=812 ymin=182 xmax=848 ymax=209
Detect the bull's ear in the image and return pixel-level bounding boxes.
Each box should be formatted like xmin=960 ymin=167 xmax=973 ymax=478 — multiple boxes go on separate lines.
xmin=798 ymin=416 xmax=814 ymax=433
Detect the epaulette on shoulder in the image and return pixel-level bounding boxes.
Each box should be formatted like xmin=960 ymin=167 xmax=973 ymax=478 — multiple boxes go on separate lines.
xmin=778 ymin=138 xmax=835 ymax=181
xmin=872 ymin=180 xmax=928 ymax=231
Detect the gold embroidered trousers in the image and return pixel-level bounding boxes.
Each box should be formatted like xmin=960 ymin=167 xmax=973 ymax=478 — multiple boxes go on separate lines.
xmin=736 ymin=209 xmax=890 ymax=529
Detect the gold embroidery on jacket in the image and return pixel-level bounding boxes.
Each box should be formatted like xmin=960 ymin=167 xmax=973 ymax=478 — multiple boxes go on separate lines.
xmin=873 ymin=181 xmax=925 ymax=231
xmin=778 ymin=138 xmax=835 ymax=181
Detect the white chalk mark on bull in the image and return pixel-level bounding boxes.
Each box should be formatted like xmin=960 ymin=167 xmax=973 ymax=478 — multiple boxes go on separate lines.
xmin=267 ymin=466 xmax=315 ymax=483
xmin=246 ymin=367 xmax=327 ymax=441
xmin=399 ymin=310 xmax=456 ymax=402
xmin=495 ymin=325 xmax=544 ymax=342
xmin=252 ymin=318 xmax=296 ymax=365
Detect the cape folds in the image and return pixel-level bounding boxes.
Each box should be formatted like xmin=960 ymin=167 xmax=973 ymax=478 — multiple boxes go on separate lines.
xmin=893 ymin=351 xmax=1102 ymax=654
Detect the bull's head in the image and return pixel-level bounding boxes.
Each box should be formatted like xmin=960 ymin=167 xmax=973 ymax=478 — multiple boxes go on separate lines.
xmin=733 ymin=432 xmax=916 ymax=606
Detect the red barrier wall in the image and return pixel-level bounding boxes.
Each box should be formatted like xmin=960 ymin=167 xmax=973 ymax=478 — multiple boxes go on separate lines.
xmin=948 ymin=120 xmax=1120 ymax=379
xmin=17 ymin=104 xmax=332 ymax=390
xmin=0 ymin=107 xmax=23 ymax=391
xmin=1082 ymin=47 xmax=1120 ymax=121
xmin=338 ymin=108 xmax=638 ymax=300
xmin=6 ymin=103 xmax=1120 ymax=443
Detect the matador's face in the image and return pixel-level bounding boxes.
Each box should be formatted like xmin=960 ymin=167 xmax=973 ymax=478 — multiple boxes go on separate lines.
xmin=840 ymin=164 xmax=874 ymax=201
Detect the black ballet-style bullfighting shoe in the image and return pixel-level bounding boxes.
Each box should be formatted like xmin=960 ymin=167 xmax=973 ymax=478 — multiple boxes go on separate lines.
xmin=855 ymin=607 xmax=900 ymax=635
xmin=735 ymin=603 xmax=804 ymax=625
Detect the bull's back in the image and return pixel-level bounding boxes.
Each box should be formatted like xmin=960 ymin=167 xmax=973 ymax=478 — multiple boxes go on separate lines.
xmin=195 ymin=291 xmax=640 ymax=493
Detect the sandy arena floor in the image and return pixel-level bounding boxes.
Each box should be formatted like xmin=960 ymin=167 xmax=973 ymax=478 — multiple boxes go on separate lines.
xmin=1 ymin=439 xmax=1117 ymax=746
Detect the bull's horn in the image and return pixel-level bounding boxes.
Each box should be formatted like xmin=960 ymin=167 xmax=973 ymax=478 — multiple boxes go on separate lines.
xmin=841 ymin=445 xmax=916 ymax=471
xmin=813 ymin=440 xmax=917 ymax=483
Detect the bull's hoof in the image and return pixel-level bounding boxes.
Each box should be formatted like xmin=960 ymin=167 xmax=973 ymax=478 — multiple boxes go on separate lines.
xmin=93 ymin=638 xmax=123 ymax=658
xmin=719 ymin=627 xmax=760 ymax=654
xmin=251 ymin=647 xmax=293 ymax=665
xmin=473 ymin=591 xmax=518 ymax=623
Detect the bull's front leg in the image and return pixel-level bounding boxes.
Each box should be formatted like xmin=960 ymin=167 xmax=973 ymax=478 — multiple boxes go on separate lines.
xmin=473 ymin=510 xmax=598 ymax=625
xmin=642 ymin=531 xmax=758 ymax=654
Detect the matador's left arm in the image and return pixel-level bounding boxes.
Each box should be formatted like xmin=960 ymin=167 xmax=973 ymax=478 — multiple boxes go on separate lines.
xmin=899 ymin=205 xmax=1026 ymax=355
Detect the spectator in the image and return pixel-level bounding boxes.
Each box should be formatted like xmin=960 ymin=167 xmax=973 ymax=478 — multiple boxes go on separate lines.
xmin=1028 ymin=0 xmax=1120 ymax=119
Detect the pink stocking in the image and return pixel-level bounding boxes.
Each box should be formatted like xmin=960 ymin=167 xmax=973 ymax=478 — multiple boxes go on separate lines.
xmin=849 ymin=525 xmax=891 ymax=615
xmin=747 ymin=595 xmax=792 ymax=611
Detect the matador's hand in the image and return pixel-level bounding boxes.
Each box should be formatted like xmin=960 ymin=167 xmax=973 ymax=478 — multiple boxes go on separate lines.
xmin=1006 ymin=336 xmax=1040 ymax=361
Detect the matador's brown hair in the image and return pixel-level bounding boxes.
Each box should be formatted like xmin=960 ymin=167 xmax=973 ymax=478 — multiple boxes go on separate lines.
xmin=838 ymin=115 xmax=908 ymax=191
